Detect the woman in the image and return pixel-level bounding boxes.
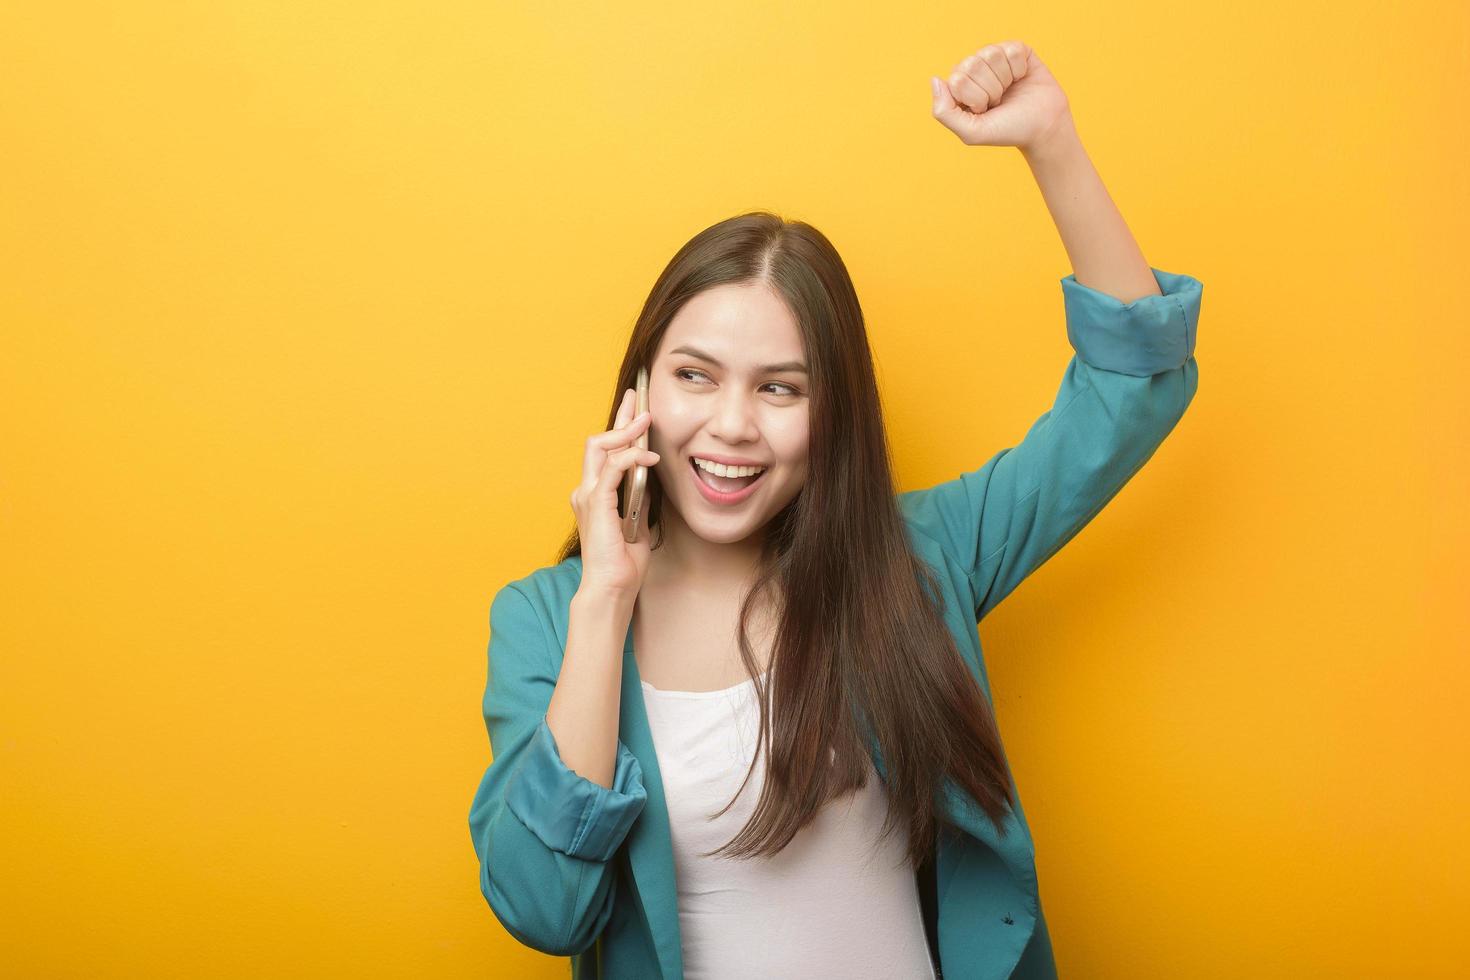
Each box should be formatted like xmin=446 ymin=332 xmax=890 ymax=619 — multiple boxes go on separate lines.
xmin=470 ymin=40 xmax=1202 ymax=980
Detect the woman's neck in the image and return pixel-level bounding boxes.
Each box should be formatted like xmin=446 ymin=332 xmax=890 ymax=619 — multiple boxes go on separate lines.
xmin=646 ymin=515 xmax=766 ymax=595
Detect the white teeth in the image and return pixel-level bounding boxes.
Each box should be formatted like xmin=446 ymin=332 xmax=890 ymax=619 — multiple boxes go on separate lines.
xmin=693 ymin=457 xmax=766 ymax=478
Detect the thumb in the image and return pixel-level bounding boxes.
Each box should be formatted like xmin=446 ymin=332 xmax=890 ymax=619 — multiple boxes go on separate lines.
xmin=930 ymin=76 xmax=964 ymax=130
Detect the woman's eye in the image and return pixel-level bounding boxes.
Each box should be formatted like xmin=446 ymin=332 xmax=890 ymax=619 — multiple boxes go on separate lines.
xmin=675 ymin=368 xmax=801 ymax=398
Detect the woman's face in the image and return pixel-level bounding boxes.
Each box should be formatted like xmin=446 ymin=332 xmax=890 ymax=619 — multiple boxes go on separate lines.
xmin=646 ymin=281 xmax=811 ymax=544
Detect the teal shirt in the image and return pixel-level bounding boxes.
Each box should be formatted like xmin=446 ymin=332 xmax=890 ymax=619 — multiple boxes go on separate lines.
xmin=469 ymin=268 xmax=1203 ymax=979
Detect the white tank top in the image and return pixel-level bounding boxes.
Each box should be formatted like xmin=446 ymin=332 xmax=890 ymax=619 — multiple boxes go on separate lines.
xmin=640 ymin=669 xmax=938 ymax=980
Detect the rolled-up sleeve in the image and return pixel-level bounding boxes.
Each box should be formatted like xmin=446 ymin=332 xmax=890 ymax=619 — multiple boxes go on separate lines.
xmin=1062 ymin=268 xmax=1201 ymax=377
xmin=468 ymin=583 xmax=648 ymax=955
xmin=899 ymin=267 xmax=1202 ymax=622
xmin=505 ymin=714 xmax=647 ymax=862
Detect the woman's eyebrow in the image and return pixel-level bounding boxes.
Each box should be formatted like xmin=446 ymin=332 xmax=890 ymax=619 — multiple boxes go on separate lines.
xmin=669 ymin=345 xmax=808 ymax=375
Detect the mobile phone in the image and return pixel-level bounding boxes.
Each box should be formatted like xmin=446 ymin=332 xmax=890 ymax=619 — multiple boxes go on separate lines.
xmin=620 ymin=366 xmax=651 ymax=543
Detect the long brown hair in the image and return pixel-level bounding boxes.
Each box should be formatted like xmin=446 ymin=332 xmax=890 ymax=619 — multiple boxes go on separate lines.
xmin=555 ymin=210 xmax=1017 ymax=869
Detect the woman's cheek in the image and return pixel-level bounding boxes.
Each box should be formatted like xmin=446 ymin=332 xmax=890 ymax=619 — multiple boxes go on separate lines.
xmin=767 ymin=416 xmax=809 ymax=459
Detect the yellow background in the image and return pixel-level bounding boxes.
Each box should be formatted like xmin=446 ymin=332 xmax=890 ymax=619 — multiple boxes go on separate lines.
xmin=3 ymin=2 xmax=1466 ymax=977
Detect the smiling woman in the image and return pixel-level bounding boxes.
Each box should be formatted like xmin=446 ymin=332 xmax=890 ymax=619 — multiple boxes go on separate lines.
xmin=629 ymin=274 xmax=817 ymax=555
xmin=480 ymin=209 xmax=1023 ymax=980
xmin=544 ymin=209 xmax=1024 ymax=875
xmin=469 ymin=190 xmax=1196 ymax=976
xmin=470 ymin=211 xmax=1020 ymax=979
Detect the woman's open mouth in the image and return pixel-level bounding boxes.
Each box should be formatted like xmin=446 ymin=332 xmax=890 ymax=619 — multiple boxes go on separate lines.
xmin=688 ymin=456 xmax=769 ymax=505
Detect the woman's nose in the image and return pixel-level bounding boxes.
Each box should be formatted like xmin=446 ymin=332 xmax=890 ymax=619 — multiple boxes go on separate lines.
xmin=708 ymin=392 xmax=760 ymax=440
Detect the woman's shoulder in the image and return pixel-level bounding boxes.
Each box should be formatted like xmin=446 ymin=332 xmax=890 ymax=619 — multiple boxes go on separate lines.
xmin=493 ymin=554 xmax=585 ymax=627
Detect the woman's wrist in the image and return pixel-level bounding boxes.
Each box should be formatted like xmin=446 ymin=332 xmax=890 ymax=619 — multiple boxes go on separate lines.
xmin=1019 ymin=109 xmax=1081 ymax=167
xmin=572 ymin=586 xmax=637 ymax=624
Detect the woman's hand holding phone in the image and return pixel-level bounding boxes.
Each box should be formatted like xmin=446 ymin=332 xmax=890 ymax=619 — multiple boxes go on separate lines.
xmin=571 ymin=387 xmax=661 ymax=600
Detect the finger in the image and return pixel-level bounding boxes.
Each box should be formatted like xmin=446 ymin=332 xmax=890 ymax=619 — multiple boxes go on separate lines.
xmin=931 ymin=74 xmax=984 ymax=143
xmin=594 ymin=444 xmax=660 ymax=500
xmin=575 ymin=442 xmax=650 ymax=516
xmin=582 ymin=389 xmax=634 ymax=490
xmin=976 ymin=45 xmax=1013 ymax=89
xmin=615 ymin=387 xmax=634 ymax=427
xmin=955 ymin=54 xmax=1002 ymax=110
xmin=593 ymin=409 xmax=651 ymax=448
xmin=582 ymin=410 xmax=652 ymax=487
xmin=999 ymin=40 xmax=1030 ymax=83
xmin=947 ymin=66 xmax=992 ymax=113
xmin=931 ymin=74 xmax=961 ymax=117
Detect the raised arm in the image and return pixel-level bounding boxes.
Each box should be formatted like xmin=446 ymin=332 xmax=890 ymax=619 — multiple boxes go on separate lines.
xmin=907 ymin=41 xmax=1203 ymax=622
xmin=898 ymin=270 xmax=1201 ymax=622
xmin=931 ymin=40 xmax=1162 ymax=305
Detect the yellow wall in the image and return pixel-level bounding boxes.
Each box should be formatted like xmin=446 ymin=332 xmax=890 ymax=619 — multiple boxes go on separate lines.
xmin=3 ymin=2 xmax=1466 ymax=976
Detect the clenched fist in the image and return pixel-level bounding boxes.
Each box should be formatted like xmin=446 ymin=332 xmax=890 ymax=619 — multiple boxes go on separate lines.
xmin=930 ymin=41 xmax=1073 ymax=150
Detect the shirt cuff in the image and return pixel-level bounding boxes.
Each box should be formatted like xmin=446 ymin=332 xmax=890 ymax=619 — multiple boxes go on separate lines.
xmin=504 ymin=713 xmax=648 ymax=862
xmin=1061 ymin=267 xmax=1202 ymax=377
